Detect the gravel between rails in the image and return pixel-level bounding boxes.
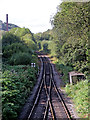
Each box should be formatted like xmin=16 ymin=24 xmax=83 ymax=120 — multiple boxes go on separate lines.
xmin=18 ymin=55 xmax=79 ymax=119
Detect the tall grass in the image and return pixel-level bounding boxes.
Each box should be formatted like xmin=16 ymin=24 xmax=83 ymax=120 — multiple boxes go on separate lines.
xmin=65 ymin=80 xmax=89 ymax=118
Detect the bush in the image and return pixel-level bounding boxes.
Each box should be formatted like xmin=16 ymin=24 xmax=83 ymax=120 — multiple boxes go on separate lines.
xmin=2 ymin=32 xmax=37 ymax=65
xmin=9 ymin=52 xmax=32 ymax=65
xmin=2 ymin=33 xmax=21 ymax=46
xmin=10 ymin=28 xmax=31 ymax=37
xmin=3 ymin=43 xmax=32 ymax=59
xmin=65 ymin=80 xmax=89 ymax=118
xmin=55 ymin=62 xmax=73 ymax=85
xmin=2 ymin=65 xmax=37 ymax=120
xmin=48 ymin=41 xmax=56 ymax=56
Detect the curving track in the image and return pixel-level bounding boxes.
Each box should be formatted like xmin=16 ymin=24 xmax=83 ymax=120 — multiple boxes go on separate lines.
xmin=27 ymin=56 xmax=73 ymax=120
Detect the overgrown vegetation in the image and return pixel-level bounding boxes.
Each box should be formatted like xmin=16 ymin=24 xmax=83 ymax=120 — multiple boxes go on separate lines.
xmin=2 ymin=65 xmax=37 ymax=120
xmin=65 ymin=80 xmax=89 ymax=118
xmin=51 ymin=2 xmax=89 ymax=75
xmin=34 ymin=29 xmax=56 ymax=55
xmin=2 ymin=28 xmax=37 ymax=65
xmin=55 ymin=63 xmax=73 ymax=85
xmin=2 ymin=27 xmax=38 ymax=119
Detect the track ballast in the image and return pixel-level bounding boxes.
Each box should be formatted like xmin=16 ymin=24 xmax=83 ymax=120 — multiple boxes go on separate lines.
xmin=27 ymin=56 xmax=73 ymax=120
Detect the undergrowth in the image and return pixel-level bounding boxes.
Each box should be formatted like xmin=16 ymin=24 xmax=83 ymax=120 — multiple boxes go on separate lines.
xmin=2 ymin=64 xmax=37 ymax=120
xmin=55 ymin=62 xmax=73 ymax=85
xmin=65 ymin=80 xmax=89 ymax=118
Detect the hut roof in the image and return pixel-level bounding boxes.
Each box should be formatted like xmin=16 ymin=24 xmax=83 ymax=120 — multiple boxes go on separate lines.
xmin=69 ymin=71 xmax=84 ymax=77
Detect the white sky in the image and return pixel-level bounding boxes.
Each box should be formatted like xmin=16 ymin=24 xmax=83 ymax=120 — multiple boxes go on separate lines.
xmin=0 ymin=0 xmax=62 ymax=33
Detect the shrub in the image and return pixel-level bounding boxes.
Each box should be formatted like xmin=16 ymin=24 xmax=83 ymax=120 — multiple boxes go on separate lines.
xmin=9 ymin=52 xmax=32 ymax=65
xmin=2 ymin=33 xmax=21 ymax=46
xmin=65 ymin=80 xmax=89 ymax=118
xmin=2 ymin=65 xmax=37 ymax=120
xmin=55 ymin=62 xmax=73 ymax=85
xmin=3 ymin=43 xmax=32 ymax=59
xmin=10 ymin=28 xmax=31 ymax=37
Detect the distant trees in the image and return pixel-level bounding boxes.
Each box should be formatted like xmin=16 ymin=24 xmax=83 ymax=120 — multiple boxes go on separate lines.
xmin=34 ymin=30 xmax=53 ymax=42
xmin=0 ymin=20 xmax=19 ymax=31
xmin=34 ymin=29 xmax=56 ymax=55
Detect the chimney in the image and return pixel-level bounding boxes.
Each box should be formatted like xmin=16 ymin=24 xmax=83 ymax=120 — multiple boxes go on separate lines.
xmin=6 ymin=14 xmax=8 ymax=31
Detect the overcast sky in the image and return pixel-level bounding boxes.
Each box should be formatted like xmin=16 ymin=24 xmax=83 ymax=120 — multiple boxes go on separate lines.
xmin=0 ymin=0 xmax=62 ymax=33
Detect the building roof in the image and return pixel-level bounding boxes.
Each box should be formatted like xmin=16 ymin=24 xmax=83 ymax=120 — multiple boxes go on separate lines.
xmin=69 ymin=71 xmax=84 ymax=77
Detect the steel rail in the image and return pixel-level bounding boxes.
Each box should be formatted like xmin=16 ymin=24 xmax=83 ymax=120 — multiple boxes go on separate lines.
xmin=27 ymin=57 xmax=45 ymax=120
xmin=51 ymin=71 xmax=72 ymax=120
xmin=27 ymin=56 xmax=72 ymax=120
xmin=43 ymin=67 xmax=49 ymax=120
xmin=43 ymin=60 xmax=56 ymax=120
xmin=27 ymin=77 xmax=44 ymax=120
xmin=43 ymin=58 xmax=51 ymax=120
xmin=27 ymin=57 xmax=51 ymax=120
xmin=44 ymin=57 xmax=72 ymax=120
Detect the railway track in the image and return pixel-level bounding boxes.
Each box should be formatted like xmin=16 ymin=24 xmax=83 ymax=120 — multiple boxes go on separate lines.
xmin=27 ymin=56 xmax=73 ymax=120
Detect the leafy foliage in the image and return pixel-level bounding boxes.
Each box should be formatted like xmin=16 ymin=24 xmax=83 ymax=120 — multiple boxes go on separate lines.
xmin=55 ymin=62 xmax=73 ymax=85
xmin=10 ymin=28 xmax=37 ymax=50
xmin=2 ymin=27 xmax=38 ymax=119
xmin=3 ymin=43 xmax=32 ymax=59
xmin=10 ymin=27 xmax=36 ymax=43
xmin=2 ymin=32 xmax=21 ymax=46
xmin=2 ymin=65 xmax=37 ymax=120
xmin=34 ymin=30 xmax=53 ymax=42
xmin=9 ymin=52 xmax=32 ymax=65
xmin=65 ymin=80 xmax=89 ymax=118
xmin=34 ymin=29 xmax=56 ymax=55
xmin=51 ymin=3 xmax=89 ymax=118
xmin=2 ymin=28 xmax=37 ymax=65
xmin=51 ymin=2 xmax=89 ymax=75
xmin=10 ymin=27 xmax=31 ymax=37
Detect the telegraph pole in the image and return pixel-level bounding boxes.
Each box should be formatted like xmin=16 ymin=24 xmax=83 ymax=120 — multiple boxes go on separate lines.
xmin=6 ymin=14 xmax=8 ymax=31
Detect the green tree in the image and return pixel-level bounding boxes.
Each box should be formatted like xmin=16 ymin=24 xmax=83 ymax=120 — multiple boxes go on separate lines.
xmin=51 ymin=2 xmax=89 ymax=74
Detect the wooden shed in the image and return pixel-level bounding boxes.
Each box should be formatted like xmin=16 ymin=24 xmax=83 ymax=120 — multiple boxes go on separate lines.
xmin=69 ymin=71 xmax=85 ymax=85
